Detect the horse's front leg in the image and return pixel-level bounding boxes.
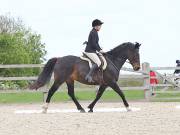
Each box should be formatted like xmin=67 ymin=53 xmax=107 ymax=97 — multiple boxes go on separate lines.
xmin=109 ymin=82 xmax=131 ymax=111
xmin=88 ymin=85 xmax=107 ymax=112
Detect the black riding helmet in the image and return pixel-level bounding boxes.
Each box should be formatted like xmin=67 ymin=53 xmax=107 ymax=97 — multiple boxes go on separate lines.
xmin=92 ymin=19 xmax=103 ymax=27
xmin=176 ymin=60 xmax=180 ymax=63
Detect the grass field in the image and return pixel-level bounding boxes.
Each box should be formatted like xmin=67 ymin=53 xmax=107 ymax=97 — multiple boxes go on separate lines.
xmin=151 ymin=91 xmax=180 ymax=102
xmin=0 ymin=89 xmax=144 ymax=103
xmin=0 ymin=88 xmax=180 ymax=103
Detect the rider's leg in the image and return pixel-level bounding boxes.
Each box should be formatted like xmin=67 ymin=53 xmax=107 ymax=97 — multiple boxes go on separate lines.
xmin=99 ymin=54 xmax=107 ymax=70
xmin=84 ymin=53 xmax=101 ymax=82
xmin=151 ymin=86 xmax=155 ymax=96
xmin=85 ymin=64 xmax=98 ymax=82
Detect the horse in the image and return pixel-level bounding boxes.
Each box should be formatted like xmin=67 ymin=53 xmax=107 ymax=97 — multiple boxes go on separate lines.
xmin=29 ymin=42 xmax=141 ymax=113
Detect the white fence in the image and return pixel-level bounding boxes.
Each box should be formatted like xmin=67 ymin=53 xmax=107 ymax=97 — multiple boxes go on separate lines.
xmin=0 ymin=62 xmax=180 ymax=101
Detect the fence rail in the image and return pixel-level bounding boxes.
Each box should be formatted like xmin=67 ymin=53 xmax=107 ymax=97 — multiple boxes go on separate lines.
xmin=0 ymin=64 xmax=44 ymax=68
xmin=0 ymin=77 xmax=37 ymax=81
xmin=151 ymin=67 xmax=180 ymax=70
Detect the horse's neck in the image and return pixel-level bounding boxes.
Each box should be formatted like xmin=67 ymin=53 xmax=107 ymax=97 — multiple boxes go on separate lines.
xmin=106 ymin=54 xmax=127 ymax=70
xmin=113 ymin=57 xmax=127 ymax=70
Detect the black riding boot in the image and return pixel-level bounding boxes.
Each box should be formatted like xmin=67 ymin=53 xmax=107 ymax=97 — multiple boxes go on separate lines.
xmin=85 ymin=64 xmax=98 ymax=82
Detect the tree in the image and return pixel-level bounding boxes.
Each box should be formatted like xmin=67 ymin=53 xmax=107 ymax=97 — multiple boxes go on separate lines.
xmin=0 ymin=14 xmax=47 ymax=89
xmin=0 ymin=15 xmax=24 ymax=33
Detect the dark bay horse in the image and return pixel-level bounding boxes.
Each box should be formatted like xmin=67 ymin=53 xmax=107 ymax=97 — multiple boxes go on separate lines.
xmin=30 ymin=42 xmax=141 ymax=113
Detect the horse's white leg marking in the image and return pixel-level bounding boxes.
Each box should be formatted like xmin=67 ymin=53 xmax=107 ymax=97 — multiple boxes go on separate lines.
xmin=126 ymin=107 xmax=132 ymax=112
xmin=42 ymin=103 xmax=49 ymax=113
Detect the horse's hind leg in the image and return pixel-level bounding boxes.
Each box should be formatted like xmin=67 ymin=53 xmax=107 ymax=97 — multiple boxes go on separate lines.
xmin=66 ymin=80 xmax=85 ymax=113
xmin=42 ymin=80 xmax=64 ymax=113
xmin=88 ymin=85 xmax=107 ymax=112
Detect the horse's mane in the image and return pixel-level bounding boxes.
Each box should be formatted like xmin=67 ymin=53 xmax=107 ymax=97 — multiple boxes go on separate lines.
xmin=106 ymin=42 xmax=134 ymax=57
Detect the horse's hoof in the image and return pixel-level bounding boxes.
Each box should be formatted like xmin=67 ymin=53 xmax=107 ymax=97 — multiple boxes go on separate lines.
xmin=42 ymin=109 xmax=47 ymax=114
xmin=126 ymin=107 xmax=132 ymax=112
xmin=80 ymin=109 xmax=86 ymax=113
xmin=42 ymin=106 xmax=48 ymax=114
xmin=88 ymin=109 xmax=93 ymax=113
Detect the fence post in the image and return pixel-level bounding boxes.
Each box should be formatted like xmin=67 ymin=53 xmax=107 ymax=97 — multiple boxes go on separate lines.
xmin=142 ymin=62 xmax=151 ymax=100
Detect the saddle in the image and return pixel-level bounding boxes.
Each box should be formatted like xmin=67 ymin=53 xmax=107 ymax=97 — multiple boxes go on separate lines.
xmin=80 ymin=52 xmax=107 ymax=84
xmin=80 ymin=52 xmax=107 ymax=70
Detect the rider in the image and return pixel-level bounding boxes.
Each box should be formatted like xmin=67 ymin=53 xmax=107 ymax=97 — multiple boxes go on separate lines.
xmin=84 ymin=19 xmax=105 ymax=82
xmin=174 ymin=60 xmax=180 ymax=74
xmin=174 ymin=60 xmax=180 ymax=82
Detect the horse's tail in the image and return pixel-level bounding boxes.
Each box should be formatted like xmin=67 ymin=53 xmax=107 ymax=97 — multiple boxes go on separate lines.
xmin=29 ymin=57 xmax=58 ymax=90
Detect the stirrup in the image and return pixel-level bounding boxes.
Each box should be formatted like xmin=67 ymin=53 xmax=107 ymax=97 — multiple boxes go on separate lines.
xmin=85 ymin=75 xmax=94 ymax=83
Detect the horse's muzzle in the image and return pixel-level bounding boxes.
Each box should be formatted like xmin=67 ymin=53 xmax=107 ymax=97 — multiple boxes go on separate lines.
xmin=133 ymin=63 xmax=140 ymax=71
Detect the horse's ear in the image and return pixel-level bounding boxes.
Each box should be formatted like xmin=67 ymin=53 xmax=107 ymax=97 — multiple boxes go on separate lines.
xmin=135 ymin=42 xmax=141 ymax=49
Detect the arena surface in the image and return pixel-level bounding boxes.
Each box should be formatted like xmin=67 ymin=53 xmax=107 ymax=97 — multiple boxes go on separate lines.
xmin=0 ymin=102 xmax=180 ymax=135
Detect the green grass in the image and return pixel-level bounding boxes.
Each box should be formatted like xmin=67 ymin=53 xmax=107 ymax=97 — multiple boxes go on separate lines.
xmin=0 ymin=89 xmax=144 ymax=103
xmin=0 ymin=92 xmax=44 ymax=103
xmin=155 ymin=93 xmax=180 ymax=98
xmin=150 ymin=91 xmax=180 ymax=102
xmin=1 ymin=89 xmax=180 ymax=103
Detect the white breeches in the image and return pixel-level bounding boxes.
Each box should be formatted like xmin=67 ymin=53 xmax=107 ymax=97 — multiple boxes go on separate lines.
xmin=84 ymin=52 xmax=101 ymax=67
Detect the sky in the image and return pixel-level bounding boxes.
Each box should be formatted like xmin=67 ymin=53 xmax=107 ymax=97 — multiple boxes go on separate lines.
xmin=0 ymin=0 xmax=180 ymax=70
